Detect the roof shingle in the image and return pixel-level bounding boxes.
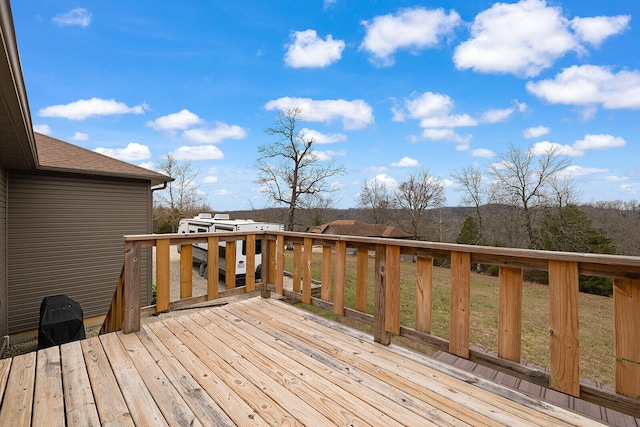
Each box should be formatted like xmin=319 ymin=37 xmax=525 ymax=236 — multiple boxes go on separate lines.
xmin=34 ymin=132 xmax=171 ymax=186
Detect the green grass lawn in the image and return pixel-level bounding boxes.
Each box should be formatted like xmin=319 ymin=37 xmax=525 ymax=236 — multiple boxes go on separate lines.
xmin=284 ymin=251 xmax=615 ymax=386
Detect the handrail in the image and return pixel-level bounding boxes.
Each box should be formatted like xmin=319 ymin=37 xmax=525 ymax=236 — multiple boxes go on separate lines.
xmin=112 ymin=230 xmax=640 ymax=417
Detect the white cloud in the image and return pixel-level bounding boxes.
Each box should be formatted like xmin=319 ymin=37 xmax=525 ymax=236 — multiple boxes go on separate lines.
xmin=362 ymin=166 xmax=387 ymax=174
xmin=147 ymin=109 xmax=203 ymax=130
xmin=472 ymin=148 xmax=495 ymax=158
xmin=313 ymin=150 xmax=346 ymax=161
xmin=183 ymin=122 xmax=247 ymax=144
xmin=94 ymin=142 xmax=151 ymax=161
xmin=312 ymin=151 xmax=331 ymax=161
xmin=171 ymin=145 xmax=224 ymax=160
xmin=360 ymin=7 xmax=461 ymax=66
xmin=71 ymin=132 xmax=89 ymax=141
xmin=530 ymin=141 xmax=581 ymax=156
xmin=284 ymin=30 xmax=345 ymax=68
xmin=420 ymin=114 xmax=477 ymax=128
xmin=574 ymin=134 xmax=626 ymax=151
xmin=526 ymin=65 xmax=640 ymax=109
xmin=421 ymin=128 xmax=471 ymax=144
xmin=265 ymin=97 xmax=373 ymax=130
xmin=213 ymin=189 xmax=231 ymax=196
xmin=394 ymin=92 xmax=478 ymax=129
xmin=372 ymin=173 xmax=398 ymax=188
xmin=570 ymin=15 xmax=630 ymax=47
xmin=323 ymin=0 xmax=337 ymax=9
xmin=391 ymin=157 xmax=418 ymax=167
xmin=481 ymin=107 xmax=514 ymax=123
xmin=531 ymin=134 xmax=625 ymax=157
xmin=203 ymin=176 xmax=218 ymax=184
xmin=454 ymin=0 xmax=576 ymax=77
xmin=523 ymin=125 xmax=550 ymax=138
xmin=393 ymin=92 xmax=453 ymax=121
xmin=562 ymin=165 xmax=609 ymax=177
xmin=138 ymin=162 xmax=155 ymax=170
xmin=33 ymin=124 xmax=51 ymax=134
xmin=452 ymin=0 xmax=628 ymax=78
xmin=39 ymin=98 xmax=147 ymax=120
xmin=300 ymin=128 xmax=346 ymax=144
xmin=53 ymin=8 xmax=91 ymax=27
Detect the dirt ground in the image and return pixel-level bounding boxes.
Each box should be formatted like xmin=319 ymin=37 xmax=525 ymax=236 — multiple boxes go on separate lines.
xmin=1 ymin=246 xmax=273 ymax=359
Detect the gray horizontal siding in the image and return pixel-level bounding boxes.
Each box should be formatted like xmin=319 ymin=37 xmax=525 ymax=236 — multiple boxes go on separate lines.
xmin=0 ymin=166 xmax=7 ymax=337
xmin=7 ymin=171 xmax=151 ymax=334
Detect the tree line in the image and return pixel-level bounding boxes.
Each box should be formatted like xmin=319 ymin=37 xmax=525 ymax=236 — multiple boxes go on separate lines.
xmin=153 ymin=106 xmax=640 ymax=294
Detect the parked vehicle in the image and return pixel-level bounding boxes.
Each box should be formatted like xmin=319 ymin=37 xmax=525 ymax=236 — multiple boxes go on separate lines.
xmin=177 ymin=213 xmax=284 ymax=285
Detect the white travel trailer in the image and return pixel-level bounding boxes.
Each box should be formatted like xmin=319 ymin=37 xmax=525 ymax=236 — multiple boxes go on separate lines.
xmin=177 ymin=213 xmax=284 ymax=285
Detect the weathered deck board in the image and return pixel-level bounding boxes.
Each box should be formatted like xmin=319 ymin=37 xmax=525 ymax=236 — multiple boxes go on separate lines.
xmin=0 ymin=297 xmax=612 ymax=426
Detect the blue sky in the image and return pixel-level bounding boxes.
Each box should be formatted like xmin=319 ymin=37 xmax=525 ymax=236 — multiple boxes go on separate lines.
xmin=12 ymin=0 xmax=640 ymax=210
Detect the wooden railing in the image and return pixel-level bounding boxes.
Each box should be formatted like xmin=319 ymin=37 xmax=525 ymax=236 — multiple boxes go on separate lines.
xmin=104 ymin=230 xmax=640 ymax=417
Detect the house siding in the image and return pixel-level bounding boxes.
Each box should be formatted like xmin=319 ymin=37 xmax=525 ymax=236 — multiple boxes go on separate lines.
xmin=0 ymin=166 xmax=7 ymax=337
xmin=7 ymin=171 xmax=152 ymax=334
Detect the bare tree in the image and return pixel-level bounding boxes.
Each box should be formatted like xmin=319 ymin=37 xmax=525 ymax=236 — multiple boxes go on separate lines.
xmin=395 ymin=169 xmax=445 ymax=239
xmin=357 ymin=178 xmax=397 ymax=224
xmin=451 ymin=165 xmax=487 ymax=243
xmin=154 ymin=153 xmax=208 ymax=232
xmin=489 ymin=144 xmax=571 ymax=248
xmin=256 ymin=107 xmax=345 ymax=231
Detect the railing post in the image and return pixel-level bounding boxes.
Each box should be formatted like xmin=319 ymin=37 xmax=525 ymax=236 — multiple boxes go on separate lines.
xmin=207 ymin=236 xmax=219 ymax=300
xmin=293 ymin=242 xmax=302 ymax=293
xmin=450 ymin=251 xmax=471 ymax=358
xmin=261 ymin=236 xmax=271 ymax=299
xmin=548 ymin=260 xmax=580 ymax=397
xmin=180 ymin=244 xmax=192 ymax=299
xmin=321 ymin=245 xmax=332 ymax=302
xmin=614 ymin=278 xmax=640 ymax=399
xmin=123 ymin=240 xmax=140 ymax=333
xmin=385 ymin=245 xmax=401 ymax=334
xmin=355 ymin=249 xmax=369 ymax=313
xmin=225 ymin=240 xmax=236 ymax=289
xmin=333 ymin=240 xmax=346 ymax=316
xmin=302 ymin=237 xmax=313 ymax=303
xmin=498 ymin=266 xmax=523 ymax=362
xmin=155 ymin=238 xmax=170 ymax=312
xmin=374 ymin=244 xmax=391 ymax=345
xmin=275 ymin=235 xmax=284 ymax=294
xmin=246 ymin=234 xmax=256 ymax=292
xmin=268 ymin=238 xmax=276 ymax=285
xmin=415 ymin=257 xmax=433 ymax=333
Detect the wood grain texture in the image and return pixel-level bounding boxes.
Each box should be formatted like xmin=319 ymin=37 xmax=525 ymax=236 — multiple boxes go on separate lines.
xmin=225 ymin=240 xmax=236 ymax=290
xmin=207 ymin=236 xmax=220 ymax=300
xmin=374 ymin=244 xmax=391 ymax=345
xmin=498 ymin=266 xmax=523 ymax=362
xmin=548 ymin=260 xmax=580 ymax=397
xmin=123 ymin=240 xmax=141 ymax=333
xmin=385 ymin=245 xmax=401 ymax=335
xmin=356 ymin=249 xmax=369 ymax=313
xmin=293 ymin=242 xmax=302 ymax=293
xmin=32 ymin=346 xmax=64 ymax=427
xmin=246 ymin=234 xmax=256 ymax=292
xmin=275 ymin=235 xmax=284 ymax=294
xmin=415 ymin=257 xmax=433 ymax=334
xmin=333 ymin=240 xmax=346 ymax=316
xmin=449 ymin=251 xmax=471 ymax=358
xmin=155 ymin=238 xmax=170 ymax=312
xmin=321 ymin=245 xmax=332 ymax=302
xmin=180 ymin=243 xmax=193 ymax=298
xmin=302 ymin=237 xmax=313 ymax=303
xmin=614 ymin=278 xmax=640 ymax=399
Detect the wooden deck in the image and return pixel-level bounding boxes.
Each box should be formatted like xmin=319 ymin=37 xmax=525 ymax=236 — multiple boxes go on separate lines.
xmin=0 ymin=298 xmax=607 ymax=426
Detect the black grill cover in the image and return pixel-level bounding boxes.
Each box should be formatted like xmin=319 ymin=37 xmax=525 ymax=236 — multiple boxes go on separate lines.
xmin=38 ymin=295 xmax=86 ymax=350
